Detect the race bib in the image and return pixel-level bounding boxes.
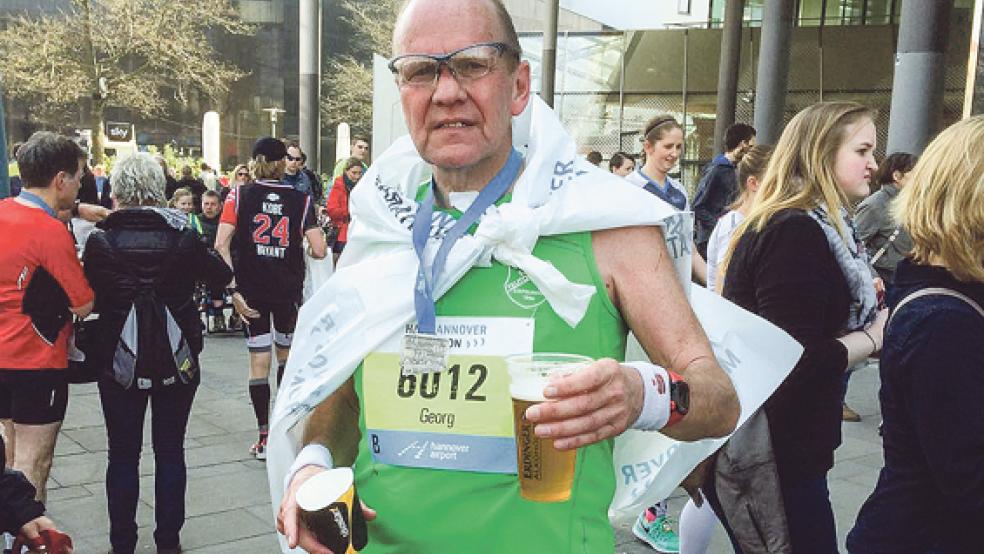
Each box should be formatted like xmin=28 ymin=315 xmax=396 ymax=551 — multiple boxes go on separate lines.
xmin=363 ymin=317 xmax=534 ymax=473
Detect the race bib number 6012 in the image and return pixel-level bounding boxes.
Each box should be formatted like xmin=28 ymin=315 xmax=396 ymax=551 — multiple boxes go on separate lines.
xmin=362 ymin=317 xmax=534 ymax=473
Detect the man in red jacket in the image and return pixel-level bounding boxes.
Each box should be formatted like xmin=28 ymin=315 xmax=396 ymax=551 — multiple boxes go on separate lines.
xmin=0 ymin=132 xmax=95 ymax=504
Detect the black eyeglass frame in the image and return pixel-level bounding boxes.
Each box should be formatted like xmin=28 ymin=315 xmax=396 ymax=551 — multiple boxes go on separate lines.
xmin=387 ymin=41 xmax=520 ymax=87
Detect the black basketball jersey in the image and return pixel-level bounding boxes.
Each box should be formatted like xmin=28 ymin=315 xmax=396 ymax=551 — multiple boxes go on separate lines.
xmin=229 ymin=179 xmax=317 ymax=303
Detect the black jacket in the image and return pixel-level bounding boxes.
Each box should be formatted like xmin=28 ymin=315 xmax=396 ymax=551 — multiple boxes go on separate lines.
xmin=79 ymin=171 xmax=113 ymax=209
xmin=0 ymin=434 xmax=45 ymax=534
xmin=848 ymin=261 xmax=984 ymax=554
xmin=723 ymin=209 xmax=850 ymax=484
xmin=693 ymin=154 xmax=738 ymax=250
xmin=164 ymin=175 xmax=180 ymax=200
xmin=82 ymin=208 xmax=231 ymax=384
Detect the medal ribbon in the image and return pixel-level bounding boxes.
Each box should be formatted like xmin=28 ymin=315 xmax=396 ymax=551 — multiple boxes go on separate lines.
xmin=412 ymin=149 xmax=523 ymax=334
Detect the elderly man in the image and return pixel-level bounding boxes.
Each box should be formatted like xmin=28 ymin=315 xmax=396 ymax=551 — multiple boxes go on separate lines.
xmin=277 ymin=1 xmax=739 ymax=552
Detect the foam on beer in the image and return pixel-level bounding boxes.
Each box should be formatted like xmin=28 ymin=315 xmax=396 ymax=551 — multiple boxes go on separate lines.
xmin=508 ymin=359 xmax=589 ymax=402
xmin=510 ymin=379 xmax=548 ymax=402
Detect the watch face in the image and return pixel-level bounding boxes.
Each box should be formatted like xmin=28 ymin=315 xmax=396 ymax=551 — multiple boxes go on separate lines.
xmin=672 ymin=380 xmax=690 ymax=415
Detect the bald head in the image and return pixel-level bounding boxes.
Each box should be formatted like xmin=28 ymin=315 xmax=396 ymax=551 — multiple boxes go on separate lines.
xmin=393 ymin=0 xmax=520 ymax=57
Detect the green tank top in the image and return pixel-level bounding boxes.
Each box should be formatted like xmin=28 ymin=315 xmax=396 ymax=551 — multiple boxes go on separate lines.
xmin=352 ymin=192 xmax=627 ymax=553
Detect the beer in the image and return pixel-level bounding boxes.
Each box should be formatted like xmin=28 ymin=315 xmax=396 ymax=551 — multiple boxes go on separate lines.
xmin=506 ymin=353 xmax=592 ymax=503
xmin=512 ymin=389 xmax=577 ymax=502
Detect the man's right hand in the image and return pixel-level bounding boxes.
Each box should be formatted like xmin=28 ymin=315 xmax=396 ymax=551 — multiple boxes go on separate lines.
xmin=277 ymin=465 xmax=376 ymax=554
xmin=19 ymin=516 xmax=73 ymax=553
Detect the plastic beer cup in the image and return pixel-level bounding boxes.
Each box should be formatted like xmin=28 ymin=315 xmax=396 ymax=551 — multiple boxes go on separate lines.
xmin=295 ymin=467 xmax=369 ymax=553
xmin=506 ymin=353 xmax=593 ymax=502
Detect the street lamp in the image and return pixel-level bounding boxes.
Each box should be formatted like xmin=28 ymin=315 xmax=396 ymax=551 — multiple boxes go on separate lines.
xmin=262 ymin=107 xmax=287 ymax=138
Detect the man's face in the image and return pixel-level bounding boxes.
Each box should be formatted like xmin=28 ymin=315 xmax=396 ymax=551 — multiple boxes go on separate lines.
xmin=286 ymin=146 xmax=303 ymax=174
xmin=735 ymin=136 xmax=756 ymax=161
xmin=56 ymin=159 xmax=85 ymax=210
xmin=202 ymin=196 xmax=220 ymax=218
xmin=393 ymin=0 xmax=531 ymax=175
xmin=352 ymin=140 xmax=369 ymax=161
xmin=613 ymin=158 xmax=634 ymax=177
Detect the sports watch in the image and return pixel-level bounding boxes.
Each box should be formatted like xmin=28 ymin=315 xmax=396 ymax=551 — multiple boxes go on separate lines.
xmin=666 ymin=370 xmax=690 ymax=427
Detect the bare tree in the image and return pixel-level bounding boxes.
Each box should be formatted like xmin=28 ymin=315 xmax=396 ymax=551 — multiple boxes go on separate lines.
xmin=321 ymin=0 xmax=401 ymax=138
xmin=0 ymin=0 xmax=252 ymax=164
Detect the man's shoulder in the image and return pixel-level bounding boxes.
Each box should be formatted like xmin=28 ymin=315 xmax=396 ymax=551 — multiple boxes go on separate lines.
xmin=2 ymin=200 xmax=63 ymax=231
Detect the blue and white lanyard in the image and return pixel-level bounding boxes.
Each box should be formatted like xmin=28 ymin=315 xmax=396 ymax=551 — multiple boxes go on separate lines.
xmin=411 ymin=149 xmax=523 ymax=334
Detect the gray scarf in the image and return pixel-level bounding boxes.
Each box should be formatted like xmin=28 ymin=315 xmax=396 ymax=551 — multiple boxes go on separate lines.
xmin=808 ymin=204 xmax=878 ymax=332
xmin=143 ymin=206 xmax=189 ymax=230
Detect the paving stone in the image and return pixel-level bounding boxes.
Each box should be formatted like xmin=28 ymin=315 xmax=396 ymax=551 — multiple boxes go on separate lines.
xmin=170 ymin=508 xmax=272 ymax=550
xmin=45 ymin=484 xmax=94 ymax=503
xmin=186 ymin=533 xmax=280 ymax=553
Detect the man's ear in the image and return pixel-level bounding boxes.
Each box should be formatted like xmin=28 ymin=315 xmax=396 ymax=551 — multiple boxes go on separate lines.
xmin=511 ymin=61 xmax=532 ymax=117
xmin=52 ymin=171 xmax=68 ymax=194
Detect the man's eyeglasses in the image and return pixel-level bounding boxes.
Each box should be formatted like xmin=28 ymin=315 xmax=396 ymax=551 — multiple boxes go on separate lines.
xmin=285 ymin=155 xmax=302 ymax=162
xmin=388 ymin=42 xmax=519 ymax=88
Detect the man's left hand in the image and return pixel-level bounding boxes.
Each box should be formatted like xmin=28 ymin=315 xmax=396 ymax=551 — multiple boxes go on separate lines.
xmin=77 ymin=203 xmax=111 ymax=222
xmin=523 ymin=358 xmax=644 ymax=450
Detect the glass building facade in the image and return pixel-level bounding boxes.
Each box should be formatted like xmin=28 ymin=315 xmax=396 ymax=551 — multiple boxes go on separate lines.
xmin=2 ymin=0 xmax=977 ymax=183
xmin=520 ymin=0 xmax=976 ymax=194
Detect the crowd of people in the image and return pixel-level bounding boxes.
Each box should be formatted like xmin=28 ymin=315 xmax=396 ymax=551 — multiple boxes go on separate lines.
xmin=0 ymin=131 xmax=366 ymax=553
xmin=1 ymin=1 xmax=981 ymax=553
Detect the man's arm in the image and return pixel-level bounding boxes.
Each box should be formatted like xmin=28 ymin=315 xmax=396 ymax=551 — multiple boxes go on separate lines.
xmin=214 ymin=223 xmax=236 ymax=285
xmin=301 ymin=377 xmax=362 ymax=466
xmin=58 ymin=202 xmax=110 ymax=223
xmin=305 ymin=228 xmax=328 ymax=259
xmin=600 ymin=226 xmax=736 ymax=440
xmin=277 ymin=377 xmax=370 ymax=553
xmin=44 ymin=225 xmax=95 ymax=318
xmin=526 ymin=225 xmax=738 ymax=447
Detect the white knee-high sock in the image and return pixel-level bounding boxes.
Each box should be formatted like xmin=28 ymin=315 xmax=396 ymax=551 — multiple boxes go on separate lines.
xmin=679 ymin=498 xmax=719 ymax=554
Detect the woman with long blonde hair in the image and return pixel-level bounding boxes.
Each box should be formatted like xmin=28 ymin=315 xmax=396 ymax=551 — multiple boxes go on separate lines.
xmin=848 ymin=116 xmax=984 ymax=553
xmin=711 ymin=102 xmax=888 ymax=552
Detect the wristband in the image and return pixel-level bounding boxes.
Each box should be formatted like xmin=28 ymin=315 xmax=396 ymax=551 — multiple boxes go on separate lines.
xmin=625 ymin=362 xmax=672 ymax=431
xmin=71 ymin=200 xmax=81 ymax=218
xmin=284 ymin=443 xmax=334 ymax=491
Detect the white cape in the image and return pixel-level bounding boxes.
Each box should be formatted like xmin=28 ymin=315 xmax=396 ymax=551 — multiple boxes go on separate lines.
xmin=267 ymin=97 xmax=802 ymax=552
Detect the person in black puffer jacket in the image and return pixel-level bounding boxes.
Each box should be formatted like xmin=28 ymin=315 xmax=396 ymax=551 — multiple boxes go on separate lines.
xmin=81 ymin=153 xmax=231 ymax=554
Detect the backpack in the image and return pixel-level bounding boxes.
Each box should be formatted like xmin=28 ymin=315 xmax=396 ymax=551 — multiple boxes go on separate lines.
xmin=107 ymin=234 xmax=197 ymax=390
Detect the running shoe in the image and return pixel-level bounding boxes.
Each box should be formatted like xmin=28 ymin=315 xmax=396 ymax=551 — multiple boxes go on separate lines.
xmin=632 ymin=507 xmax=680 ymax=553
xmin=250 ymin=434 xmax=268 ymax=461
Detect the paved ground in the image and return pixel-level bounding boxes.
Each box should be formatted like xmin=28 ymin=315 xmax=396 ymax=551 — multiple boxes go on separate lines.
xmin=42 ymin=334 xmax=884 ymax=553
